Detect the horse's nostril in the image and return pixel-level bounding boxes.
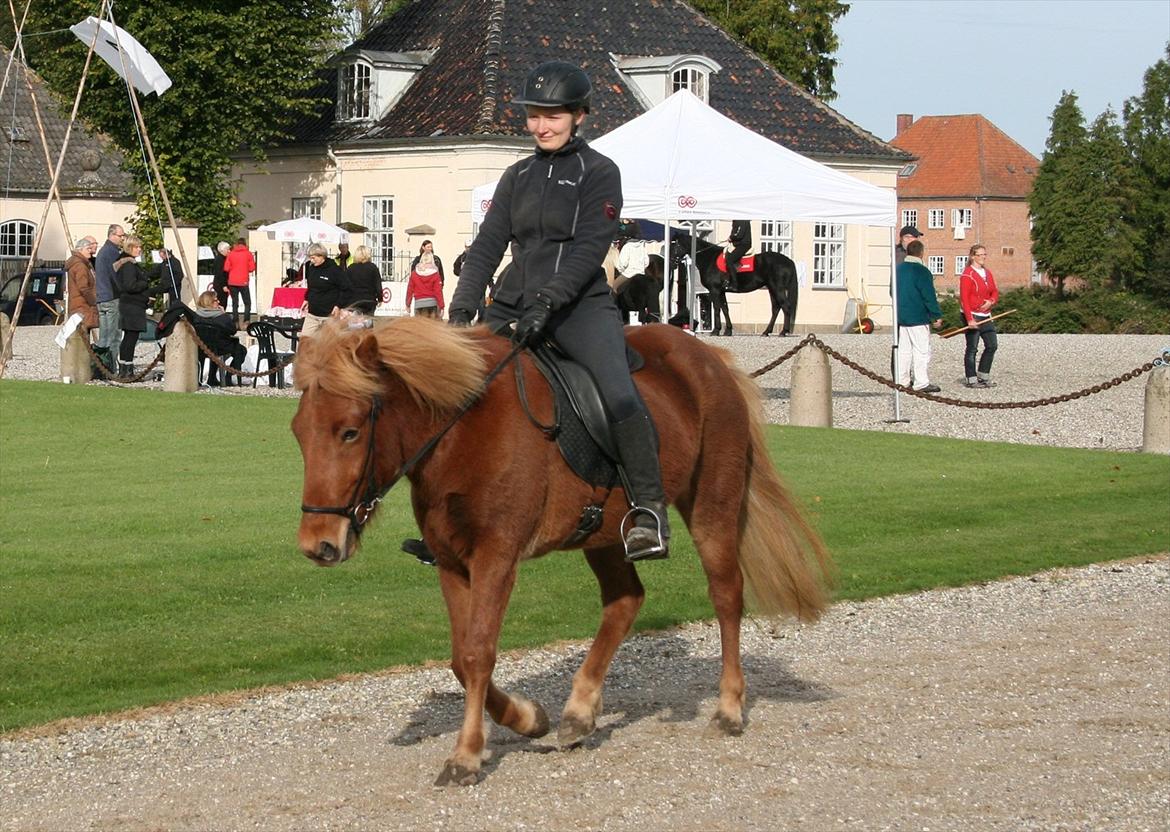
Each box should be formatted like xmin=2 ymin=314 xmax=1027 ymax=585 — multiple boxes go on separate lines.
xmin=317 ymin=541 xmax=340 ymax=563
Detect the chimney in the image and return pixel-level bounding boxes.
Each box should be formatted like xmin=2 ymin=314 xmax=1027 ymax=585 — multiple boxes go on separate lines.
xmin=896 ymin=113 xmax=914 ymax=135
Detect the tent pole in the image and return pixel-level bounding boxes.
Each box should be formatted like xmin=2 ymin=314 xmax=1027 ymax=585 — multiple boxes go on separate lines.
xmin=889 ymin=225 xmax=906 ymax=422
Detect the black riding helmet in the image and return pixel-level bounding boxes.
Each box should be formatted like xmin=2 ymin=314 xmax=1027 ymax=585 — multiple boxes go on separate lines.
xmin=513 ymin=61 xmax=591 ymax=113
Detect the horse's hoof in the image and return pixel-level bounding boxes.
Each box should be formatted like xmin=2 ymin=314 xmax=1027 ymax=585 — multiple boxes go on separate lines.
xmin=705 ymin=712 xmax=744 ymax=737
xmin=523 ymin=701 xmax=551 ymax=738
xmin=558 ymin=713 xmax=596 ymax=748
xmin=434 ymin=760 xmax=481 ymax=787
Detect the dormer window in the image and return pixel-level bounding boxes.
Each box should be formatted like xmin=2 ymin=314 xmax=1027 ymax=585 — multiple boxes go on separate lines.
xmin=613 ymin=53 xmax=721 ymax=108
xmin=672 ymin=66 xmax=708 ymax=101
xmin=339 ymin=62 xmax=372 ymax=121
xmin=331 ymin=49 xmax=435 ymax=125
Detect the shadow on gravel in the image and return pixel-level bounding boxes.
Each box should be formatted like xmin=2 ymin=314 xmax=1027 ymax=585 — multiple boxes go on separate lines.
xmin=387 ymin=632 xmax=836 ymax=778
xmin=758 ymin=387 xmax=887 ymax=401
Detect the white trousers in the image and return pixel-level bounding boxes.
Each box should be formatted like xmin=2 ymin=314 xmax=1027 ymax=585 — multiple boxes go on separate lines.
xmin=897 ymin=324 xmax=933 ymax=388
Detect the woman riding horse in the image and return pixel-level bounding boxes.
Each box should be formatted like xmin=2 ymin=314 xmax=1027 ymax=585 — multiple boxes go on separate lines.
xmin=448 ymin=61 xmax=669 ymax=562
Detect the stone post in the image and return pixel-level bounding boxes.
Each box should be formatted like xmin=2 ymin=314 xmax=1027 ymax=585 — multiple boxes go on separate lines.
xmin=164 ymin=320 xmax=198 ymax=393
xmin=1142 ymin=365 xmax=1170 ymax=454
xmin=789 ymin=344 xmax=832 ymax=428
xmin=59 ymin=330 xmax=93 ymax=384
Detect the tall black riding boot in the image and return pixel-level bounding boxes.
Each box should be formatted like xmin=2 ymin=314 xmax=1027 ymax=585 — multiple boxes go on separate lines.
xmin=611 ymin=411 xmax=671 ymax=561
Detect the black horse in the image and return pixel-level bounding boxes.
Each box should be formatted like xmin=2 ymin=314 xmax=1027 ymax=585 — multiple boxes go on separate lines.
xmin=683 ymin=235 xmax=798 ymax=336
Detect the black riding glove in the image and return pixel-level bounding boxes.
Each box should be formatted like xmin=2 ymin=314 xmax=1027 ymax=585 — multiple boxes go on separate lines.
xmin=448 ymin=309 xmax=473 ymax=327
xmin=513 ymin=298 xmax=552 ymax=346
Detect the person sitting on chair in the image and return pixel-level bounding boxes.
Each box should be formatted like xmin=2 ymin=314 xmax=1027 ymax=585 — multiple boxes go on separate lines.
xmin=193 ymin=290 xmax=246 ymax=386
xmin=723 ymin=219 xmax=751 ymax=289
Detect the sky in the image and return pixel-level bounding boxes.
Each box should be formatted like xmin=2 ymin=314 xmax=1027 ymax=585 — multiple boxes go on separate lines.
xmin=832 ymin=0 xmax=1170 ymax=158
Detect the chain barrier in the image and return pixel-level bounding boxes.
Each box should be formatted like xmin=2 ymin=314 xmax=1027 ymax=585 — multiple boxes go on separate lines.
xmin=748 ymin=334 xmax=1160 ymax=411
xmin=81 ymin=322 xmax=297 ymax=385
xmin=82 ymin=339 xmax=167 ymax=384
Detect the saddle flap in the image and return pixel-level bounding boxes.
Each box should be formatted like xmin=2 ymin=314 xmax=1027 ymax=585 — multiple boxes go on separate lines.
xmin=532 ymin=346 xmax=620 ymax=463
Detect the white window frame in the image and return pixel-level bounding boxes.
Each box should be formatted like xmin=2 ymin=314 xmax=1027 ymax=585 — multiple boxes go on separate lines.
xmin=339 ymin=61 xmax=372 ymax=121
xmin=759 ymin=220 xmax=792 ymax=257
xmin=952 ymin=208 xmax=972 ymax=229
xmin=671 ymin=66 xmax=709 ymax=102
xmin=927 ymin=256 xmax=945 ymax=276
xmin=928 ymin=208 xmax=945 ymax=229
xmin=901 ymin=209 xmax=918 ymax=229
xmin=292 ymin=197 xmax=322 ymax=221
xmin=955 ymin=255 xmax=969 ymax=275
xmin=363 ymin=196 xmax=395 ymax=277
xmin=0 ymin=219 xmax=35 ymax=258
xmin=812 ymin=222 xmax=845 ymax=288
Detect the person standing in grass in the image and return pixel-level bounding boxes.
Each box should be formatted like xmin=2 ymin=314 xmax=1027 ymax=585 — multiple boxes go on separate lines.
xmin=895 ymin=238 xmax=943 ymax=393
xmin=959 ymin=243 xmax=999 ymax=388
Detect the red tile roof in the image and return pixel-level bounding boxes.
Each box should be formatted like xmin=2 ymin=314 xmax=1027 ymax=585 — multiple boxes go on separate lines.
xmin=892 ymin=115 xmax=1039 ymax=198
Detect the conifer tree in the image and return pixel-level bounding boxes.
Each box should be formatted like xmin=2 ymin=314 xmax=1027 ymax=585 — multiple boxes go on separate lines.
xmin=1122 ymin=45 xmax=1170 ymax=305
xmin=1030 ymin=91 xmax=1093 ymax=297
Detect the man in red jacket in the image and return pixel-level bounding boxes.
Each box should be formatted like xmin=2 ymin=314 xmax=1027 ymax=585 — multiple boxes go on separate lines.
xmin=222 ymin=237 xmax=256 ymax=325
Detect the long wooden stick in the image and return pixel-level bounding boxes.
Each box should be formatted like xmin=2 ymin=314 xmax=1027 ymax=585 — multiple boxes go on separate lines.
xmin=939 ymin=308 xmax=1018 ymax=339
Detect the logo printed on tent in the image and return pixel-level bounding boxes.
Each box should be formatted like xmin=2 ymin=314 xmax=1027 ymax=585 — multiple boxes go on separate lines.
xmin=677 ymin=195 xmax=698 ymax=208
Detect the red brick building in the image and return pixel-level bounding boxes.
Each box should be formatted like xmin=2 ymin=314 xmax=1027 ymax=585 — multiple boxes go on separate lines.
xmin=892 ymin=114 xmax=1040 ymax=292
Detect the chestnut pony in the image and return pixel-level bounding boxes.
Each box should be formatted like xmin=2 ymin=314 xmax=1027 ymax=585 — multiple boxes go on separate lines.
xmin=293 ymin=316 xmax=830 ymax=786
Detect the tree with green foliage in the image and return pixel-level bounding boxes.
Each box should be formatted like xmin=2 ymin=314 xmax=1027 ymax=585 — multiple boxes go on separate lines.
xmin=1082 ymin=109 xmax=1143 ymax=291
xmin=1122 ymin=44 xmax=1170 ymax=305
xmin=5 ymin=1 xmax=338 ymax=248
xmin=1030 ymin=91 xmax=1095 ymax=297
xmin=690 ymin=0 xmax=849 ymax=101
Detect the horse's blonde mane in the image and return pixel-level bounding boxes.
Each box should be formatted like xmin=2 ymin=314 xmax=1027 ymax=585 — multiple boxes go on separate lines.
xmin=294 ymin=317 xmax=487 ymax=412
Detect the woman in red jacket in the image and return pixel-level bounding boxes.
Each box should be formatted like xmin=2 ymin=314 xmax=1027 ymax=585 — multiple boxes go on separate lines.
xmin=958 ymin=243 xmax=999 ymax=388
xmin=222 ymin=237 xmax=256 ymax=324
xmin=405 ymin=252 xmax=444 ymax=318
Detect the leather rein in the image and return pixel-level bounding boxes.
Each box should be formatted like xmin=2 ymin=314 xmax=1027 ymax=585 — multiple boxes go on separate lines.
xmin=300 ymin=341 xmax=525 ymax=537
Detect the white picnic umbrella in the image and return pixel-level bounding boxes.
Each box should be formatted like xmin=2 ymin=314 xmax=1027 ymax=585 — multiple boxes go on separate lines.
xmin=256 ymin=217 xmax=350 ymax=245
xmin=69 ymin=16 xmax=172 ymax=97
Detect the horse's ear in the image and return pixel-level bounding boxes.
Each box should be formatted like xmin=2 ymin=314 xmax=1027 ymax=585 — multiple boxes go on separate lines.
xmin=354 ymin=332 xmax=382 ymax=369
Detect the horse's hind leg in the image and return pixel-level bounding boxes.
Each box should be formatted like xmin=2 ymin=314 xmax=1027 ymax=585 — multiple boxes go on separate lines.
xmin=435 ymin=563 xmax=548 ymax=786
xmin=559 ymin=545 xmax=645 ymax=747
xmin=680 ymin=471 xmax=748 ymax=735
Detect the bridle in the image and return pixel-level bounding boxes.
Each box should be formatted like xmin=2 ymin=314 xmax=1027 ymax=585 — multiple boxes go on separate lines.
xmin=300 ymin=341 xmax=525 ymax=538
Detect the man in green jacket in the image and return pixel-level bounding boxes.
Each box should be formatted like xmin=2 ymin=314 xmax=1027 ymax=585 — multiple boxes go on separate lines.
xmin=895 ymin=239 xmax=943 ymax=393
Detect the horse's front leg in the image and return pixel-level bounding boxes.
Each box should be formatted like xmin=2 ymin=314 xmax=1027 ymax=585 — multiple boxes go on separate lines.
xmin=435 ymin=559 xmax=543 ymax=786
xmin=719 ymin=292 xmax=734 ymax=336
xmin=559 ymin=545 xmax=645 ymax=747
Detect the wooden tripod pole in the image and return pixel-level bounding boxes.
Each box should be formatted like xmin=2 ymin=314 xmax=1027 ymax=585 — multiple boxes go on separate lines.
xmin=0 ymin=0 xmax=107 ymax=378
xmin=107 ymin=6 xmax=200 ymax=306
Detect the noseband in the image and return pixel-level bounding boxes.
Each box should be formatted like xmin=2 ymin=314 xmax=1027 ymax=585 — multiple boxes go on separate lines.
xmin=299 ymin=341 xmax=525 ymax=538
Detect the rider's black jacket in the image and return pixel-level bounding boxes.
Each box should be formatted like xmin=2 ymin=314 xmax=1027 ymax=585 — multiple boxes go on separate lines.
xmin=450 ymin=137 xmax=621 ymax=318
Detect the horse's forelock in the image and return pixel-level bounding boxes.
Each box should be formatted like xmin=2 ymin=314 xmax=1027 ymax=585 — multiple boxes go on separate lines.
xmin=294 ymin=318 xmax=487 ymax=412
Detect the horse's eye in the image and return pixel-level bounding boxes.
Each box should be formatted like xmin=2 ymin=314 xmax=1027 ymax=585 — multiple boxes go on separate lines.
xmin=341 ymin=428 xmax=360 ymax=442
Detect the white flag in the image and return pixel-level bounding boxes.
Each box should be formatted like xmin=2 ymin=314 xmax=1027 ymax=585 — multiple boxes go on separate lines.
xmin=70 ymin=17 xmax=172 ymax=97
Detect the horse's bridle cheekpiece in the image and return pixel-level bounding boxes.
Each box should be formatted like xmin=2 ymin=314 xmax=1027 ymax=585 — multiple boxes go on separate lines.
xmin=300 ymin=341 xmax=526 ymax=538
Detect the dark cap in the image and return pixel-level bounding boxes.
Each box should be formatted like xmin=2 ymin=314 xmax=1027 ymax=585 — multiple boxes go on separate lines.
xmin=900 ymin=225 xmax=923 ymax=238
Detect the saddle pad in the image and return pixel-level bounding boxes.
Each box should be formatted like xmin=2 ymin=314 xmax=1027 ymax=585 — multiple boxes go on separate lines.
xmin=716 ymin=252 xmax=755 ymax=273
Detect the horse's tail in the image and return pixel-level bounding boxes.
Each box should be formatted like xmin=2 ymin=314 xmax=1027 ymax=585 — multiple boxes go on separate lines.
xmin=725 ymin=357 xmax=833 ymax=622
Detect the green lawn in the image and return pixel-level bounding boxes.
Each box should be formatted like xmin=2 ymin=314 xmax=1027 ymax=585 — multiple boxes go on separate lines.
xmin=1 ymin=380 xmax=1167 ymax=732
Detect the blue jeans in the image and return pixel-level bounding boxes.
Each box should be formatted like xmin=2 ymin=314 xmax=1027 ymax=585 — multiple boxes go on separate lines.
xmin=964 ymin=323 xmax=998 ymax=378
xmin=97 ymin=300 xmax=120 ymax=353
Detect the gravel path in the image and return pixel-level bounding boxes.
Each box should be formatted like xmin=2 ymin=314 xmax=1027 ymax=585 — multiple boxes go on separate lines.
xmin=2 ymin=558 xmax=1167 ymax=831
xmin=2 ymin=325 xmax=1168 ymax=830
xmin=4 ymin=325 xmax=1166 ymax=449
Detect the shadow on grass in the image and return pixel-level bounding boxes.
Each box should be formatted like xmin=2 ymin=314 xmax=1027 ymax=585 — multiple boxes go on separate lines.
xmin=387 ymin=631 xmax=836 ymax=777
